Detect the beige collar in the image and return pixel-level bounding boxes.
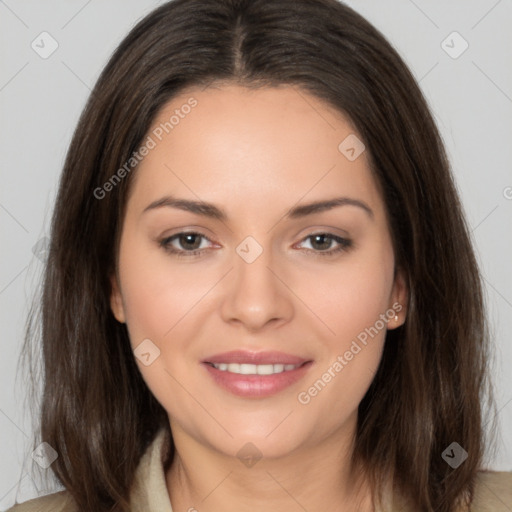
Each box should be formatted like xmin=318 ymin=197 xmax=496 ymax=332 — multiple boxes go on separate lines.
xmin=129 ymin=427 xmax=174 ymax=512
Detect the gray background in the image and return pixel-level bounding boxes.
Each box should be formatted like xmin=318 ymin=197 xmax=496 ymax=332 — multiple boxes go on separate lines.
xmin=1 ymin=0 xmax=511 ymax=508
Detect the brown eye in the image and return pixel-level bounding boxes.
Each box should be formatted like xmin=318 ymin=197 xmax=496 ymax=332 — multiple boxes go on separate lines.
xmin=159 ymin=231 xmax=212 ymax=257
xmin=297 ymin=233 xmax=352 ymax=257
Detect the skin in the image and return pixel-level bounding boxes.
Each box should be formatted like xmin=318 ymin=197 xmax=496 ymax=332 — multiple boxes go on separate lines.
xmin=110 ymin=83 xmax=408 ymax=512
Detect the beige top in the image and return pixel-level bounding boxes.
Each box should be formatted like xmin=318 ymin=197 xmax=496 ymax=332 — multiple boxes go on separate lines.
xmin=6 ymin=427 xmax=512 ymax=511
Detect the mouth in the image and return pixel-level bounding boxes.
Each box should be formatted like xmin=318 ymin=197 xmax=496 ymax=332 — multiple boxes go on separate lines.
xmin=205 ymin=362 xmax=304 ymax=375
xmin=201 ymin=350 xmax=313 ymax=398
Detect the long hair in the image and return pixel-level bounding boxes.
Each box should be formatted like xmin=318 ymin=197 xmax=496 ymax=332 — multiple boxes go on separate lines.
xmin=19 ymin=0 xmax=497 ymax=510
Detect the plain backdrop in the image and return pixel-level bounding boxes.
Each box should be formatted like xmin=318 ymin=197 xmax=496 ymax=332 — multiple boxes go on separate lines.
xmin=1 ymin=0 xmax=511 ymax=508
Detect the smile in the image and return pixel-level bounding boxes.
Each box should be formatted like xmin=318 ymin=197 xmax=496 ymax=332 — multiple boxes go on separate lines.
xmin=202 ymin=360 xmax=313 ymax=398
xmin=207 ymin=362 xmax=301 ymax=375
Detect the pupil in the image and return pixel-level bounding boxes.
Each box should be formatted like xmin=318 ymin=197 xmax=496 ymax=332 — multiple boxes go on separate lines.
xmin=181 ymin=234 xmax=200 ymax=250
xmin=312 ymin=234 xmax=330 ymax=250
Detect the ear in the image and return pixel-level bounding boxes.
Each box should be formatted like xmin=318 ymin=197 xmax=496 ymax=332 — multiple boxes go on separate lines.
xmin=109 ymin=273 xmax=126 ymax=323
xmin=388 ymin=267 xmax=408 ymax=330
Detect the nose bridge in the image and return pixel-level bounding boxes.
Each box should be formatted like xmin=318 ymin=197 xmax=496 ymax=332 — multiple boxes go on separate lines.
xmin=220 ymin=234 xmax=293 ymax=329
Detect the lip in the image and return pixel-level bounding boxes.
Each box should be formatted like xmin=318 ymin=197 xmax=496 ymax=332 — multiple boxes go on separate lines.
xmin=201 ymin=350 xmax=313 ymax=398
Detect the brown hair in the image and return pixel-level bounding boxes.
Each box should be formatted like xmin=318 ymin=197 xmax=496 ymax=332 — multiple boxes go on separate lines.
xmin=19 ymin=0 xmax=498 ymax=510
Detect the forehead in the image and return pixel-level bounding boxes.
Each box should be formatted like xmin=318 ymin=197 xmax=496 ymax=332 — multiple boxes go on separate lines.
xmin=127 ymin=84 xmax=383 ymax=220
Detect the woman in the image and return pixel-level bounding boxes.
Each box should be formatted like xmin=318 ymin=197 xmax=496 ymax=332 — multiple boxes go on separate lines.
xmin=8 ymin=0 xmax=512 ymax=511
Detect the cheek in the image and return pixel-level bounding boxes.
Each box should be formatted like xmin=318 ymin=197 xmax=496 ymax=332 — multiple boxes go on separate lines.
xmin=116 ymin=236 xmax=209 ymax=416
xmin=294 ymin=243 xmax=395 ymax=417
xmin=117 ymin=233 xmax=212 ymax=345
xmin=334 ymin=265 xmax=392 ymax=339
xmin=301 ymin=246 xmax=395 ymax=347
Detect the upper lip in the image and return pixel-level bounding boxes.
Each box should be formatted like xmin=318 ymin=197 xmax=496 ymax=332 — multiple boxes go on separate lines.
xmin=203 ymin=350 xmax=310 ymax=365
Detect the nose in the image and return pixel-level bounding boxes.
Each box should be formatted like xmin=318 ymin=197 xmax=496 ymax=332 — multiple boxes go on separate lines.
xmin=219 ymin=240 xmax=294 ymax=332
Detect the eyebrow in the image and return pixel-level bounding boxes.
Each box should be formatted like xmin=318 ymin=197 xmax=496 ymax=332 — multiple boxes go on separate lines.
xmin=142 ymin=195 xmax=374 ymax=221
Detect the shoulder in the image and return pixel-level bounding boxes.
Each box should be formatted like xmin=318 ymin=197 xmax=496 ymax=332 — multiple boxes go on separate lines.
xmin=470 ymin=470 xmax=512 ymax=511
xmin=5 ymin=490 xmax=77 ymax=512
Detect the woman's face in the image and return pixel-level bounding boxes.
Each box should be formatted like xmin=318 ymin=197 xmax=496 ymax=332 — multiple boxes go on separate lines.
xmin=110 ymin=84 xmax=407 ymax=460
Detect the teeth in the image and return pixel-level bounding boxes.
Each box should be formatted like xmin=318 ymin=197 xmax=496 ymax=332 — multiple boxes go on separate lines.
xmin=210 ymin=362 xmax=300 ymax=375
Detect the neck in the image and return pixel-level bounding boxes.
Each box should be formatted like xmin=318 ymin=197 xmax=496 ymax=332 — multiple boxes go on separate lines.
xmin=165 ymin=414 xmax=374 ymax=512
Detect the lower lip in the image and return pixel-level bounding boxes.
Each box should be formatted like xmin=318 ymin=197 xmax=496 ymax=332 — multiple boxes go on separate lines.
xmin=202 ymin=362 xmax=313 ymax=398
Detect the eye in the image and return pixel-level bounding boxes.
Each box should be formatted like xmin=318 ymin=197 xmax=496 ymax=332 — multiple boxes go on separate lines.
xmin=159 ymin=231 xmax=214 ymax=258
xmin=296 ymin=233 xmax=352 ymax=257
xmin=158 ymin=231 xmax=352 ymax=259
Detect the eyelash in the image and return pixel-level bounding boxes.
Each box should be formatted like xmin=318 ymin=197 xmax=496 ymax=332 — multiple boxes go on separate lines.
xmin=158 ymin=231 xmax=353 ymax=259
